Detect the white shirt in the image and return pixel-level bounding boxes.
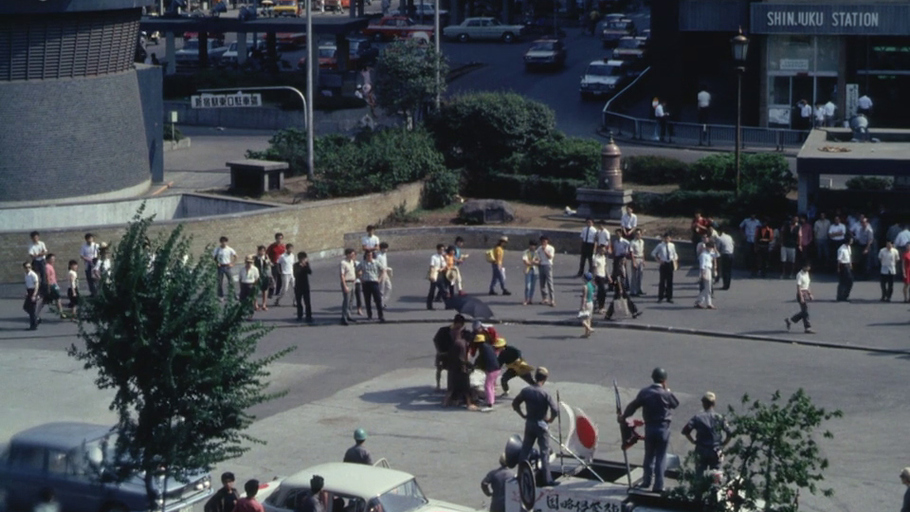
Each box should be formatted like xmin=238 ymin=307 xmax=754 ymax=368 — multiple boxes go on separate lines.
xmin=213 ymin=245 xmax=237 ymax=265
xmin=697 ymin=90 xmax=711 ymax=108
xmin=856 ymin=224 xmax=874 ymax=246
xmin=813 ymin=219 xmax=831 ymax=241
xmin=277 ymin=252 xmax=296 ymax=275
xmin=814 ymin=106 xmax=825 ymax=123
xmin=537 ymin=245 xmax=555 ymax=267
xmin=28 ymin=241 xmax=47 ymax=261
xmin=611 ymin=238 xmax=630 ymax=257
xmin=239 ymin=265 xmax=260 ymax=284
xmin=68 ymin=269 xmax=79 ymax=290
xmin=25 ymin=270 xmax=39 ymax=289
xmin=580 ymin=225 xmax=597 ymax=243
xmin=796 ymin=269 xmax=811 ymax=291
xmin=655 ymin=103 xmax=665 ymax=118
xmin=595 ymin=228 xmax=610 ymax=247
xmin=800 ymin=103 xmax=812 ymax=118
xmin=715 ymin=234 xmax=735 ymax=255
xmin=621 ymin=213 xmax=637 ymax=230
xmin=629 ymin=238 xmax=645 ymax=259
xmin=651 ymin=241 xmax=678 ymax=263
xmin=375 ymin=251 xmax=388 ymax=268
xmin=879 ymin=247 xmax=899 ymax=274
xmin=857 ymin=95 xmax=873 ymax=109
xmin=593 ymin=254 xmax=608 ymax=277
xmin=828 ymin=223 xmax=846 ymax=241
xmin=837 ymin=244 xmax=852 ymax=265
xmin=824 ymin=101 xmax=836 ymax=116
xmin=81 ymin=242 xmax=99 ymax=267
xmin=361 ymin=234 xmax=380 ymax=251
xmin=698 ymin=251 xmax=716 ymax=271
xmin=894 ymin=229 xmax=910 ymax=249
xmin=430 ymin=252 xmax=447 ymax=270
xmin=740 ymin=218 xmax=761 ymax=243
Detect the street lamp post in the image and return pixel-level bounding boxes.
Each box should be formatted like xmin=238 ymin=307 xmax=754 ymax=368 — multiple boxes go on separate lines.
xmin=731 ymin=28 xmax=749 ymax=198
xmin=435 ymin=0 xmax=440 ymax=109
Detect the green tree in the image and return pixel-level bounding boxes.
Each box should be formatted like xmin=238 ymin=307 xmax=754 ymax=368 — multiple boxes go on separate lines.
xmin=375 ymin=39 xmax=448 ymax=125
xmin=503 ymin=134 xmax=601 ymax=183
xmin=683 ymin=153 xmax=795 ymax=198
xmin=246 ymin=128 xmax=308 ymax=177
xmin=69 ymin=209 xmax=295 ymax=510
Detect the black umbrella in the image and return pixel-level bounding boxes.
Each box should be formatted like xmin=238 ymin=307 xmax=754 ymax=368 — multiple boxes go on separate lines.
xmin=445 ymin=294 xmax=494 ymax=320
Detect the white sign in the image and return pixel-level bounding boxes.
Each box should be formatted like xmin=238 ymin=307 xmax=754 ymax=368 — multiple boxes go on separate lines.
xmin=846 ymin=83 xmax=858 ymax=116
xmin=779 ymin=58 xmax=809 ymax=71
xmin=191 ymin=93 xmax=262 ymax=109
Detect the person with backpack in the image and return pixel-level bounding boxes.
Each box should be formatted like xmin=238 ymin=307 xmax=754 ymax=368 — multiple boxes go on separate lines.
xmin=487 ymin=237 xmax=511 ymax=296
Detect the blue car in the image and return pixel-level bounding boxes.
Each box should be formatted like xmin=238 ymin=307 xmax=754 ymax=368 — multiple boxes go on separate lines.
xmin=0 ymin=423 xmax=213 ymax=512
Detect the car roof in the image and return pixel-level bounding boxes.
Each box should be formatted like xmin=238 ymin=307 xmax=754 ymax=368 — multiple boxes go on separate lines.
xmin=532 ymin=38 xmax=559 ymax=43
xmin=11 ymin=423 xmax=112 ymax=451
xmin=279 ymin=463 xmax=415 ymax=498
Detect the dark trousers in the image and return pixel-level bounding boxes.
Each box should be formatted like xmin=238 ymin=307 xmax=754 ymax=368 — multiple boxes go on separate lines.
xmin=23 ymin=290 xmax=38 ymax=329
xmin=606 ymin=291 xmax=638 ymax=318
xmin=270 ymin=264 xmax=281 ymax=297
xmin=500 ymin=369 xmax=535 ymax=393
xmin=755 ymin=247 xmax=770 ymax=276
xmin=837 ymin=266 xmax=854 ymax=301
xmin=32 ymin=259 xmax=48 ymax=297
xmin=720 ymin=254 xmax=733 ymax=289
xmin=880 ymin=273 xmax=895 ymax=300
xmin=578 ymin=242 xmax=595 ymax=275
xmin=84 ymin=266 xmax=98 ymax=296
xmin=790 ymin=297 xmax=811 ymax=329
xmin=697 ymin=106 xmax=709 ymax=125
xmin=642 ymin=426 xmax=670 ymax=491
xmin=217 ymin=265 xmax=231 ymax=298
xmin=427 ymin=277 xmax=445 ymax=309
xmin=694 ymin=446 xmax=721 ymax=476
xmin=362 ymin=280 xmax=383 ymax=320
xmin=658 ymin=262 xmax=674 ymax=300
xmin=295 ymin=286 xmax=312 ymax=320
xmin=519 ymin=422 xmax=554 ymax=486
xmin=594 ymin=276 xmax=608 ymax=309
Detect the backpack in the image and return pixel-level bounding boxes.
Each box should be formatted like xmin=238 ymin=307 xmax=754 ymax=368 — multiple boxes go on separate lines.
xmin=485 ymin=248 xmax=496 ymax=263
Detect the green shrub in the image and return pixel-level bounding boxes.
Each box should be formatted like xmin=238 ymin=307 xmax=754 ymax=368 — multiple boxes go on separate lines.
xmin=482 ymin=173 xmax=584 ymax=206
xmin=163 ymin=125 xmax=184 ymax=141
xmin=633 ymin=189 xmax=792 ymax=218
xmin=385 ymin=201 xmax=422 ymax=224
xmin=623 ymin=155 xmax=689 ymax=185
xmin=246 ymin=128 xmax=309 ymax=176
xmin=683 ymin=153 xmax=794 ymax=197
xmin=504 ymin=135 xmax=600 ymax=183
xmin=422 ymin=169 xmax=461 ymax=209
xmin=845 ymin=176 xmax=892 ymax=191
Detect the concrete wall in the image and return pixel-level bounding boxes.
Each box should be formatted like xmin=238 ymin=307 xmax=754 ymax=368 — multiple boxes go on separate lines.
xmin=137 ymin=64 xmax=165 ymax=183
xmin=0 ymin=183 xmax=424 ymax=283
xmin=164 ymin=101 xmax=371 ymax=133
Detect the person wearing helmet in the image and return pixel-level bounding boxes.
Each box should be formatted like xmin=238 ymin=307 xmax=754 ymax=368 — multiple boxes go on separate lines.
xmin=343 ymin=428 xmax=373 ymax=465
xmin=480 ymin=454 xmax=513 ymax=512
xmin=618 ymin=367 xmax=679 ymax=493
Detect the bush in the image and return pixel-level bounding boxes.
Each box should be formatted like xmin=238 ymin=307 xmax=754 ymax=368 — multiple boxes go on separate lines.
xmin=623 ymin=155 xmax=689 ymax=185
xmin=422 ymin=169 xmax=461 ymax=209
xmin=633 ymin=189 xmax=792 ymax=219
xmin=163 ymin=125 xmax=184 ymax=141
xmin=845 ymin=176 xmax=892 ymax=191
xmin=683 ymin=153 xmax=794 ymax=198
xmin=246 ymin=128 xmax=308 ymax=176
xmin=503 ymin=135 xmax=600 ymax=183
xmin=482 ymin=173 xmax=584 ymax=206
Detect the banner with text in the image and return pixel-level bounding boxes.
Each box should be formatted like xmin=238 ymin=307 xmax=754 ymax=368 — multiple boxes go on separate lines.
xmin=751 ymin=3 xmax=910 ymax=35
xmin=191 ymin=93 xmax=263 ymax=109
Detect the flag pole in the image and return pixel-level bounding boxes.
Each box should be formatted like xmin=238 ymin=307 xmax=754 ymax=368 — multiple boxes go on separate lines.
xmin=557 ymin=390 xmax=564 ymax=475
xmin=614 ymin=379 xmax=633 ymax=489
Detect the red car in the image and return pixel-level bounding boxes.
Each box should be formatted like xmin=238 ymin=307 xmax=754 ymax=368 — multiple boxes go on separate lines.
xmin=362 ymin=16 xmax=434 ymax=42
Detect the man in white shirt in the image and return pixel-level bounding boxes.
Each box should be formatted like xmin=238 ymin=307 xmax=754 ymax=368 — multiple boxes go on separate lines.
xmin=340 ymin=249 xmax=359 ymax=325
xmin=714 ymin=226 xmax=735 ymax=290
xmin=577 ymin=218 xmax=597 ymax=277
xmin=621 ymin=206 xmax=638 ymax=239
xmin=23 ymin=262 xmax=40 ymax=331
xmin=537 ymin=236 xmax=556 ymax=306
xmin=855 ymin=216 xmax=875 ymax=279
xmin=361 ymin=225 xmax=380 ymax=256
xmin=878 ymin=241 xmax=899 ymax=302
xmin=376 ymin=242 xmax=392 ymax=309
xmin=739 ymin=214 xmax=761 ymax=273
xmin=785 ymin=262 xmax=814 ymax=334
xmin=610 ymin=228 xmax=631 ymax=286
xmin=857 ymin=94 xmax=873 ymax=117
xmin=812 ymin=213 xmax=831 ymax=269
xmin=28 ymin=231 xmax=48 ymax=299
xmin=81 ymin=233 xmax=100 ymax=297
xmin=274 ymin=244 xmax=297 ymax=307
xmin=427 ymin=244 xmax=448 ymax=311
xmin=629 ymin=229 xmax=645 ymax=296
xmin=212 ymin=236 xmax=237 ymax=300
xmin=651 ymin=233 xmax=678 ymax=303
xmin=592 ymin=244 xmax=609 ymax=312
xmin=697 ymin=89 xmax=711 ymax=124
xmin=694 ymin=241 xmax=717 ymax=309
xmin=823 ymin=100 xmax=836 ymax=127
xmin=594 ymin=221 xmax=611 ymax=254
xmin=836 ymin=236 xmax=854 ymax=302
xmin=827 ymin=216 xmax=847 ymax=270
xmin=797 ymin=100 xmax=812 ymax=130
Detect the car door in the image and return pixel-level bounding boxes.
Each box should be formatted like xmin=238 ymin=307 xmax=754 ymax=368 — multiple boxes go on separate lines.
xmin=4 ymin=444 xmax=46 ymax=510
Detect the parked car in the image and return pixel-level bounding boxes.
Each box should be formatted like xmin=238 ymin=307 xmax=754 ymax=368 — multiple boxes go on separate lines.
xmin=523 ymin=38 xmax=566 ymax=70
xmin=175 ymin=39 xmax=229 ymax=66
xmin=260 ymin=463 xmax=476 ymax=512
xmin=398 ymin=2 xmax=448 ymax=23
xmin=221 ymin=39 xmax=268 ymax=68
xmin=611 ymin=36 xmax=647 ymax=68
xmin=277 ymin=32 xmax=307 ymax=48
xmin=273 ymin=0 xmax=302 ymax=16
xmin=362 ymin=16 xmax=434 ymax=41
xmin=297 ymin=43 xmax=340 ymax=70
xmin=443 ymin=17 xmax=525 ymax=43
xmin=600 ymin=17 xmax=635 ymax=48
xmin=579 ymin=58 xmax=630 ymax=100
xmin=0 ymin=423 xmax=213 ymax=512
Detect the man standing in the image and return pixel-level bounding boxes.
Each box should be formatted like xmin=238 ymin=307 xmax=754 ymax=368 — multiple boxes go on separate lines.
xmin=273 ymin=244 xmax=296 ymax=307
xmin=361 ymin=225 xmax=380 ymax=255
xmin=297 ymin=476 xmax=327 ymax=512
xmin=489 ymin=237 xmax=511 ymax=296
xmin=797 ymin=215 xmax=813 ymax=269
xmin=340 ymin=249 xmax=358 ymax=325
xmin=28 ymin=231 xmax=49 ymax=299
xmin=266 ymin=233 xmax=286 ymax=298
xmin=376 ymin=242 xmax=392 ymax=308
xmin=433 ymin=314 xmax=468 ymax=390
xmin=453 ymin=237 xmax=469 ymax=295
xmin=343 ymin=428 xmax=373 ymax=465
xmin=695 ymin=241 xmax=717 ymax=309
xmin=537 ymin=236 xmax=556 ymax=306
xmin=360 ymin=250 xmax=385 ymax=322
xmin=294 ymin=251 xmax=313 ymax=322
xmin=81 ymin=233 xmax=100 ymax=297
xmin=813 ymin=213 xmax=831 ymax=269
xmin=651 ymin=233 xmax=678 ymax=304
xmin=629 ymin=229 xmax=645 ymax=296
xmin=697 ymin=88 xmax=711 ymax=125
xmin=785 ymin=262 xmax=815 ymax=334
xmin=213 ymin=236 xmax=237 ymax=301
xmin=828 ymin=216 xmax=847 ymax=271
xmin=23 ymin=262 xmax=40 ymax=331
xmin=444 ymin=317 xmax=477 ymax=411
xmin=856 ymin=216 xmax=875 ymax=279
xmin=739 ymin=214 xmax=761 ymax=275
xmin=577 ymin=218 xmax=597 ymax=277
xmin=595 ymin=220 xmax=611 ymax=254
xmin=204 ymin=472 xmax=240 ymax=512
xmin=428 ymin=244 xmax=448 ymax=310
xmin=621 ymin=206 xmax=638 ymax=239
xmin=900 ymin=467 xmax=910 ymax=512
xmin=619 ymin=367 xmax=679 ymax=493
xmin=681 ymin=392 xmax=731 ymax=477
xmin=836 ymin=236 xmax=854 ymax=302
xmin=780 ymin=216 xmax=800 ymax=280
xmin=521 ymin=240 xmax=540 ymax=306
xmin=512 ymin=367 xmax=559 ymax=487
xmin=857 ymin=93 xmax=873 ymax=117
xmin=714 ymin=226 xmax=734 ymax=290
xmin=481 ymin=454 xmax=514 ymax=512
xmin=232 ymin=480 xmax=264 ymax=512
xmin=755 ymin=219 xmax=774 ymax=278
xmin=878 ymin=241 xmax=899 ymax=302
xmin=824 ymin=99 xmax=837 ymax=127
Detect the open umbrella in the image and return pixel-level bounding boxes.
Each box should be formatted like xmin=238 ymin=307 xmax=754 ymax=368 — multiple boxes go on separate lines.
xmin=445 ymin=294 xmax=494 ymax=319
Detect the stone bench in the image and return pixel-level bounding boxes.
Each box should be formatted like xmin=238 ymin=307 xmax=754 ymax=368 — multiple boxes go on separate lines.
xmin=226 ymin=159 xmax=289 ymax=195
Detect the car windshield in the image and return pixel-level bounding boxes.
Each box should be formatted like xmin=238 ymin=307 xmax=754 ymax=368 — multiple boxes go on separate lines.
xmin=618 ymin=39 xmax=640 ymax=49
xmin=182 ymin=40 xmax=199 ymax=50
xmin=529 ymin=42 xmax=555 ymax=51
xmin=606 ymin=21 xmax=628 ymax=29
xmin=319 ymin=48 xmax=336 ymax=58
xmin=374 ymin=479 xmax=428 ymax=512
xmin=586 ymin=65 xmax=618 ymax=76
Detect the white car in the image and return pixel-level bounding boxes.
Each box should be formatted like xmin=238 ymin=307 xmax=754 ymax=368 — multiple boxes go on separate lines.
xmin=261 ymin=463 xmax=478 ymax=512
xmin=443 ymin=17 xmax=525 ymax=43
xmin=175 ymin=39 xmax=228 ymax=67
xmin=579 ymin=59 xmax=630 ymax=100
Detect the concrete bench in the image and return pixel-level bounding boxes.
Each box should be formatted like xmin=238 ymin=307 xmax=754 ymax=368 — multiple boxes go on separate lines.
xmin=226 ymin=159 xmax=289 ymax=195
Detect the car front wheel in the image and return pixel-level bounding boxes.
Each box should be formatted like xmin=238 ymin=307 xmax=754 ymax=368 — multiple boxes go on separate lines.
xmin=458 ymin=33 xmax=469 ymax=42
xmin=502 ymin=32 xmax=514 ymax=43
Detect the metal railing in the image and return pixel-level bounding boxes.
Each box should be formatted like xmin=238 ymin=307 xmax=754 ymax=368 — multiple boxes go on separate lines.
xmin=601 ymin=69 xmax=810 ymax=151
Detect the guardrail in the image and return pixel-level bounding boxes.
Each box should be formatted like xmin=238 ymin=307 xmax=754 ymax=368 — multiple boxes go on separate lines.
xmin=602 ymin=69 xmax=809 ymax=151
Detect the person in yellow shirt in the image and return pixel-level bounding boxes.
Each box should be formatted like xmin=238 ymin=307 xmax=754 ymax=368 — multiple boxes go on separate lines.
xmin=522 ymin=240 xmax=540 ymax=305
xmin=489 ymin=236 xmax=511 ymax=296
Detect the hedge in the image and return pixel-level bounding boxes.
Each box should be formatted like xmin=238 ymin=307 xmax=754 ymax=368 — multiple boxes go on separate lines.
xmin=481 ymin=173 xmax=585 ymax=206
xmin=623 ymin=155 xmax=689 ymax=185
xmin=633 ymin=190 xmax=793 ymax=218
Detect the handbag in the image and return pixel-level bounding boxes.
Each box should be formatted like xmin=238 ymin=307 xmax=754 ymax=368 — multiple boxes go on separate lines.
xmin=427 ymin=265 xmax=439 ymax=282
xmin=612 ymin=298 xmax=631 ymax=318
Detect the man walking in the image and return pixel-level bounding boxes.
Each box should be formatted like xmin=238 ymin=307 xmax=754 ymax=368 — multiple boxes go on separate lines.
xmin=577 ymin=218 xmax=597 ymax=277
xmin=376 ymin=242 xmax=392 ymax=308
xmin=629 ymin=229 xmax=645 ymax=296
xmin=785 ymin=262 xmax=815 ymax=334
xmin=537 ymin=236 xmax=556 ymax=306
xmin=428 ymin=244 xmax=448 ymax=310
xmin=81 ymin=233 xmax=100 ymax=297
xmin=340 ymin=249 xmax=358 ymax=325
xmin=651 ymin=233 xmax=678 ymax=304
xmin=28 ymin=231 xmax=49 ymax=299
xmin=836 ymin=236 xmax=854 ymax=302
xmin=856 ymin=216 xmax=875 ymax=279
xmin=489 ymin=237 xmax=511 ymax=296
xmin=266 ymin=233 xmax=286 ymax=298
xmin=213 ymin=236 xmax=237 ymax=301
xmin=343 ymin=428 xmax=373 ymax=465
xmin=360 ymin=249 xmax=385 ymax=322
xmin=619 ymin=367 xmax=679 ymax=493
xmin=512 ymin=367 xmax=559 ymax=487
xmin=294 ymin=251 xmax=313 ymax=322
xmin=681 ymin=392 xmax=731 ymax=477
xmin=714 ymin=226 xmax=734 ymax=290
xmin=878 ymin=240 xmax=899 ymax=302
